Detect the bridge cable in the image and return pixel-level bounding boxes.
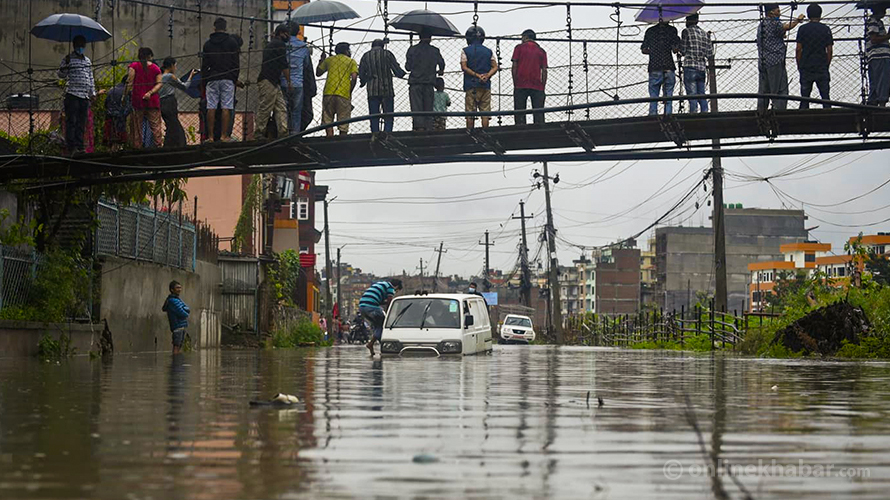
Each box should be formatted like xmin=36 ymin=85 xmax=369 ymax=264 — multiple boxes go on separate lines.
xmin=583 ymin=41 xmax=590 ymax=120
xmin=496 ymin=38 xmax=503 ymax=126
xmin=169 ymin=4 xmax=175 ymax=56
xmin=611 ymin=4 xmax=622 ymax=100
xmin=566 ymin=3 xmax=574 ymax=118
xmin=197 ymin=0 xmax=203 ymax=143
xmin=383 ymin=0 xmax=390 ymax=38
xmin=246 ymin=17 xmax=255 ymax=141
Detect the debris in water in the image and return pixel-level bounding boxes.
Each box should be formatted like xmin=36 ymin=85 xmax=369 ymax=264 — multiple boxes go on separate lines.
xmin=598 ymin=396 xmax=604 ymax=408
xmin=249 ymin=393 xmax=300 ymax=407
xmin=772 ymin=300 xmax=870 ymax=356
xmin=771 ymin=385 xmax=778 ymax=391
xmin=412 ymin=454 xmax=439 ymax=464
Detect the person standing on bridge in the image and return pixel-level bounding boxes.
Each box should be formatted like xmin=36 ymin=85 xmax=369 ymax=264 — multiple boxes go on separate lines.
xmin=461 ymin=26 xmax=498 ymax=129
xmin=406 ymin=30 xmax=446 ymax=131
xmin=680 ymin=14 xmax=713 ymax=113
xmin=126 ymin=47 xmax=164 ymax=149
xmin=360 ymin=278 xmax=403 ymax=356
xmin=866 ymin=5 xmax=890 ymax=107
xmin=795 ymin=4 xmax=833 ymax=109
xmin=317 ymin=42 xmax=359 ymax=137
xmin=641 ymin=18 xmax=680 ymax=116
xmin=255 ymin=25 xmax=290 ymax=139
xmin=512 ymin=29 xmax=548 ymax=125
xmin=359 ymin=38 xmax=406 ymax=134
xmin=756 ymin=4 xmax=805 ymax=112
xmin=284 ymin=23 xmax=312 ymax=135
xmin=58 ymin=35 xmax=96 ymax=155
xmin=202 ymin=17 xmax=241 ymax=143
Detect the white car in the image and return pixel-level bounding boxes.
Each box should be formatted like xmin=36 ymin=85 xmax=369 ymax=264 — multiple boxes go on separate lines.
xmin=379 ymin=294 xmax=493 ymax=356
xmin=500 ymin=314 xmax=535 ymax=343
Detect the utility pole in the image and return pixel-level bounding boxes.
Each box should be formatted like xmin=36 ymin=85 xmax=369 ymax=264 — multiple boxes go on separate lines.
xmin=512 ymin=201 xmax=533 ymax=307
xmin=336 ymin=246 xmax=342 ymax=322
xmin=417 ymin=258 xmax=425 ymax=291
xmin=541 ymin=162 xmax=563 ymax=344
xmin=432 ymin=242 xmax=446 ymax=292
xmin=708 ymin=55 xmax=728 ymax=312
xmin=479 ymin=231 xmax=495 ymax=292
xmin=323 ymin=197 xmax=333 ymax=337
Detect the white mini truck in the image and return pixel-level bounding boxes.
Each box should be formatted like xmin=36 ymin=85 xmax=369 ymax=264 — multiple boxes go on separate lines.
xmin=380 ymin=294 xmax=493 ymax=356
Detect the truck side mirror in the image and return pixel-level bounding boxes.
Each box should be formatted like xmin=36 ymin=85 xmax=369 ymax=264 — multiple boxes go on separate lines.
xmin=464 ymin=314 xmax=474 ymax=327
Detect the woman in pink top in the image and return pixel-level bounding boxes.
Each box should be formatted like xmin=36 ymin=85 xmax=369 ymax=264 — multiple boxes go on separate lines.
xmin=125 ymin=47 xmax=163 ymax=148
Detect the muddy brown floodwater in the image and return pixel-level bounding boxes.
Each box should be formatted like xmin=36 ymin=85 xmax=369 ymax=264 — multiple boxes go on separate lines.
xmin=1 ymin=346 xmax=890 ymax=499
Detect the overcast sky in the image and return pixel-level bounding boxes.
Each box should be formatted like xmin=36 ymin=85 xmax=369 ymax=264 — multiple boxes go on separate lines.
xmin=315 ymin=0 xmax=887 ymax=279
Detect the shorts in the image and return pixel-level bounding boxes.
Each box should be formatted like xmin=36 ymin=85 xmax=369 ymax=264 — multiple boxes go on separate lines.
xmin=359 ymin=304 xmax=385 ymax=340
xmin=322 ymin=94 xmax=352 ymax=133
xmin=172 ymin=328 xmax=187 ymax=348
xmin=465 ymin=88 xmax=492 ymax=113
xmin=206 ymin=80 xmax=235 ymax=110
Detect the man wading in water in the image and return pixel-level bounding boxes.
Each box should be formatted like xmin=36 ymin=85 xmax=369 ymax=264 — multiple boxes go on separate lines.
xmin=359 ymin=278 xmax=403 ymax=356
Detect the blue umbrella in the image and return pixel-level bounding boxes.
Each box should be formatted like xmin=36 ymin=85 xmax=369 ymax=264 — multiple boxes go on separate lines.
xmin=30 ymin=13 xmax=111 ymax=42
xmin=635 ymin=0 xmax=705 ymax=24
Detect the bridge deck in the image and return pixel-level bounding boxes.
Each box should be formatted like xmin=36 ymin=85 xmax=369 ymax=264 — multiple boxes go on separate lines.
xmin=4 ymin=108 xmax=889 ymax=185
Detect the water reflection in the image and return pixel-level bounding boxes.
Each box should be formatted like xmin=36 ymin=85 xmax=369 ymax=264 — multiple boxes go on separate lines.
xmin=1 ymin=347 xmax=890 ymax=499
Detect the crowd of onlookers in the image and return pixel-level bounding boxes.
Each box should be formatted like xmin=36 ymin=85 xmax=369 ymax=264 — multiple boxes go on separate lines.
xmin=54 ymin=4 xmax=890 ymax=155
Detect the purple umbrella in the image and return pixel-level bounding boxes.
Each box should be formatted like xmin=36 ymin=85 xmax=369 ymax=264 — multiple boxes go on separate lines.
xmin=635 ymin=0 xmax=705 ymax=24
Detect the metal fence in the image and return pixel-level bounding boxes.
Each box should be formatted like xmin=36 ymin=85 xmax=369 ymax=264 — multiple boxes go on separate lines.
xmin=0 ymin=245 xmax=41 ymax=311
xmin=96 ymin=201 xmax=196 ymax=271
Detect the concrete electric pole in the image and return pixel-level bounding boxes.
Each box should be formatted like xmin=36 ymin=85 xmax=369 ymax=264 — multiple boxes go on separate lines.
xmin=513 ymin=200 xmax=533 ymax=307
xmin=432 ymin=242 xmax=446 ymax=292
xmin=323 ymin=196 xmax=334 ymax=337
xmin=540 ymin=162 xmax=563 ymax=344
xmin=479 ymin=231 xmax=495 ymax=292
xmin=708 ymin=55 xmax=728 ymax=312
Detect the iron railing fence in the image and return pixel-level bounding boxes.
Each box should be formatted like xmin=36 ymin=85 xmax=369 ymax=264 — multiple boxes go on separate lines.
xmin=95 ymin=200 xmax=196 ymax=271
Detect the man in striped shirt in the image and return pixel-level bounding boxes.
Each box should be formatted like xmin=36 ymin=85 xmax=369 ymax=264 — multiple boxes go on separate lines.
xmin=359 ymin=39 xmax=406 ymax=134
xmin=359 ymin=278 xmax=403 ymax=355
xmin=58 ymin=35 xmax=96 ymax=154
xmin=867 ymin=5 xmax=890 ymax=106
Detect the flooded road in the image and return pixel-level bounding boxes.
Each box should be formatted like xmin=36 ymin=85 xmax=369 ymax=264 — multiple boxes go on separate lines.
xmin=2 ymin=346 xmax=890 ymax=499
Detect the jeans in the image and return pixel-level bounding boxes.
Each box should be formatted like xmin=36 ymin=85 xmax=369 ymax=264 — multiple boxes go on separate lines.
xmin=359 ymin=305 xmax=386 ymax=340
xmin=409 ymin=84 xmax=434 ymax=130
xmin=758 ymin=63 xmax=789 ymax=112
xmin=513 ymin=88 xmax=545 ymax=125
xmin=160 ymin=95 xmax=186 ymax=148
xmin=64 ymin=93 xmax=89 ymax=153
xmin=286 ymin=86 xmax=304 ymax=135
xmin=868 ymin=58 xmax=890 ymax=106
xmin=648 ymin=70 xmax=676 ymax=116
xmin=684 ymin=68 xmax=708 ymax=113
xmin=799 ymin=70 xmax=830 ymax=109
xmin=368 ymin=96 xmax=395 ymax=133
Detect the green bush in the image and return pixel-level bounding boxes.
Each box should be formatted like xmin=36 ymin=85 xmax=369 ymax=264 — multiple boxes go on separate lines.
xmin=268 ymin=318 xmax=332 ymax=348
xmin=37 ymin=333 xmax=75 ymax=361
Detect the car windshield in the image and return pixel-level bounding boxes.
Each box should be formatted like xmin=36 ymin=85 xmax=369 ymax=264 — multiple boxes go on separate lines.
xmin=385 ymin=298 xmax=461 ymax=329
xmin=505 ymin=317 xmax=532 ymax=327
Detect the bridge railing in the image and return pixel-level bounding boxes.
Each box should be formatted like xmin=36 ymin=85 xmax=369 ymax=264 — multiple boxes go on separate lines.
xmin=0 ymin=7 xmax=873 ymax=152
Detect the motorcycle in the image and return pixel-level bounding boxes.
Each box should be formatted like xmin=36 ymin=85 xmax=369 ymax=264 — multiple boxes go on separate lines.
xmin=349 ymin=318 xmax=371 ymax=344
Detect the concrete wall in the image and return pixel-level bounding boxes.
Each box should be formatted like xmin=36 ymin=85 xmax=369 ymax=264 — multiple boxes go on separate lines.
xmin=656 ymin=209 xmax=806 ymax=313
xmin=100 ymin=256 xmax=221 ymax=352
xmin=0 ymin=320 xmax=95 ymax=357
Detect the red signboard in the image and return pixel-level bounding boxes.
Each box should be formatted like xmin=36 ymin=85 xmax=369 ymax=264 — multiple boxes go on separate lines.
xmin=299 ymin=253 xmax=316 ymax=268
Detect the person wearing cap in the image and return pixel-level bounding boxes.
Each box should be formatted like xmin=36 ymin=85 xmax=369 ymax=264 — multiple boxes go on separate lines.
xmin=461 ymin=25 xmax=498 ymax=129
xmin=641 ymin=17 xmax=681 ymax=116
xmin=756 ymin=4 xmax=805 ymax=112
xmin=866 ymin=4 xmax=890 ymax=106
xmin=406 ymin=30 xmax=446 ymax=131
xmin=317 ymin=42 xmax=358 ymax=136
xmin=359 ymin=38 xmax=406 ymax=133
xmin=512 ymin=29 xmax=548 ymax=125
xmin=795 ymin=4 xmax=834 ymax=109
xmin=201 ymin=17 xmax=241 ymax=142
xmin=680 ymin=14 xmax=713 ymax=113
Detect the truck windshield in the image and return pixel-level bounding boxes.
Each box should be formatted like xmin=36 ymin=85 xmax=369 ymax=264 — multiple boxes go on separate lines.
xmin=385 ymin=298 xmax=460 ymax=329
xmin=505 ymin=317 xmax=532 ymax=327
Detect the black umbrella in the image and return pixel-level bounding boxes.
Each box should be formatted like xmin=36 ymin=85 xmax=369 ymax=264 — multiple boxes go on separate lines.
xmin=390 ymin=9 xmax=459 ymax=37
xmin=856 ymin=0 xmax=890 ymax=8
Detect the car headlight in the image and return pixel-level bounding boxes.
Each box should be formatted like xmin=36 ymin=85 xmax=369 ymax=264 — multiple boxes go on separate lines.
xmin=381 ymin=340 xmax=402 ymax=353
xmin=438 ymin=340 xmax=462 ymax=353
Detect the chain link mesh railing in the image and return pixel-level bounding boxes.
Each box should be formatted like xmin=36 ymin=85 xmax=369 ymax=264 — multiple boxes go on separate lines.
xmin=0 ymin=3 xmax=874 ymax=148
xmin=95 ymin=200 xmax=196 ymax=270
xmin=0 ymin=246 xmax=42 ymax=311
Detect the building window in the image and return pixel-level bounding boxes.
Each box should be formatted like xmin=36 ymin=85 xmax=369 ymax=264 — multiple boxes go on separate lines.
xmin=805 ymin=253 xmax=816 ymax=263
xmin=299 ymin=246 xmax=309 ymax=254
xmin=293 ymin=197 xmax=309 ymax=221
xmin=837 ymin=267 xmax=845 ymax=277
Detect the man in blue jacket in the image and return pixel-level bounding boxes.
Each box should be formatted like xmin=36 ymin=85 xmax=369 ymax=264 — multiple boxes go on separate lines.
xmin=162 ymin=280 xmax=190 ymax=353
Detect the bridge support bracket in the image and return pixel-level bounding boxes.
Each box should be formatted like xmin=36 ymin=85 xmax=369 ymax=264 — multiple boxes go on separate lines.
xmin=562 ymin=122 xmax=596 ymax=152
xmin=466 ymin=129 xmax=506 ymax=156
xmin=856 ymin=109 xmax=872 ymax=138
xmin=293 ymin=145 xmax=330 ymax=166
xmin=657 ymin=115 xmax=687 ymax=148
xmin=756 ymin=110 xmax=780 ymax=140
xmin=372 ymin=133 xmax=419 ymax=163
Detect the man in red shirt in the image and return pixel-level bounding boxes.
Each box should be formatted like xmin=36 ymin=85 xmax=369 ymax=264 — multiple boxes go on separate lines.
xmin=511 ymin=29 xmax=548 ymax=125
